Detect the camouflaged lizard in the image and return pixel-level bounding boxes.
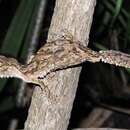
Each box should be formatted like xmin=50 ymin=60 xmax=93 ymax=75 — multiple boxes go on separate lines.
xmin=0 ymin=36 xmax=130 ymax=89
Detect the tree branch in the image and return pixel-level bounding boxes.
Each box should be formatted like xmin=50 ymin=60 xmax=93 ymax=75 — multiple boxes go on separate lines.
xmin=24 ymin=0 xmax=96 ymax=130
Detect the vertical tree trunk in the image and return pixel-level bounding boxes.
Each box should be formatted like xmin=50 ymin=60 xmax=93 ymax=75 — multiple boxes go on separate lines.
xmin=24 ymin=0 xmax=96 ymax=130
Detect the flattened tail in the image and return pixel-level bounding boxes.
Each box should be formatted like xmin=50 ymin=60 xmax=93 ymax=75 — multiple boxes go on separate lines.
xmin=99 ymin=50 xmax=130 ymax=68
xmin=0 ymin=66 xmax=32 ymax=83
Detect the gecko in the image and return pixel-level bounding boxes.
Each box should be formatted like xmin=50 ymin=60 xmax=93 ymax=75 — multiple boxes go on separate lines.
xmin=0 ymin=35 xmax=130 ymax=90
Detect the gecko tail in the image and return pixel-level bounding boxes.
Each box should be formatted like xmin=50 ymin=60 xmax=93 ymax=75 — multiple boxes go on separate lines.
xmin=0 ymin=65 xmax=28 ymax=82
xmin=0 ymin=55 xmax=30 ymax=82
xmin=99 ymin=50 xmax=130 ymax=68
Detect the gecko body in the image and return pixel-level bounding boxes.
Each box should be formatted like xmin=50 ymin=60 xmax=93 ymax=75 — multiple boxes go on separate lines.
xmin=0 ymin=38 xmax=130 ymax=88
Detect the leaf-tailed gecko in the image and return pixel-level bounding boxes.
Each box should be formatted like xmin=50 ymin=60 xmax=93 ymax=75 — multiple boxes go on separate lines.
xmin=0 ymin=35 xmax=130 ymax=88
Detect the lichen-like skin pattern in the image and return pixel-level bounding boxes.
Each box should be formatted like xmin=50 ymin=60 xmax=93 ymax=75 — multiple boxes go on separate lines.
xmin=0 ymin=38 xmax=130 ymax=87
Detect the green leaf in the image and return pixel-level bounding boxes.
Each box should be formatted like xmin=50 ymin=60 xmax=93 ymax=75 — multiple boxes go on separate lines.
xmin=126 ymin=15 xmax=130 ymax=42
xmin=101 ymin=0 xmax=126 ymax=29
xmin=1 ymin=0 xmax=37 ymax=56
xmin=111 ymin=0 xmax=123 ymax=26
xmin=20 ymin=0 xmax=41 ymax=59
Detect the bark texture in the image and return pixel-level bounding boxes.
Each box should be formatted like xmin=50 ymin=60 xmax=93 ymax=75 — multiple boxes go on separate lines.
xmin=24 ymin=0 xmax=96 ymax=130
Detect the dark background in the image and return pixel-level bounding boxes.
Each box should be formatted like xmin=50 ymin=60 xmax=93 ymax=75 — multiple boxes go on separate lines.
xmin=0 ymin=0 xmax=130 ymax=129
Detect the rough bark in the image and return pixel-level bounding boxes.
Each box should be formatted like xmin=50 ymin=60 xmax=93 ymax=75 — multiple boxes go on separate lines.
xmin=24 ymin=0 xmax=96 ymax=130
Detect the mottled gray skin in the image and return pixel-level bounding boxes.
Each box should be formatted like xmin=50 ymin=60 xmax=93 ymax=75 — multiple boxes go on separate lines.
xmin=0 ymin=39 xmax=130 ymax=87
